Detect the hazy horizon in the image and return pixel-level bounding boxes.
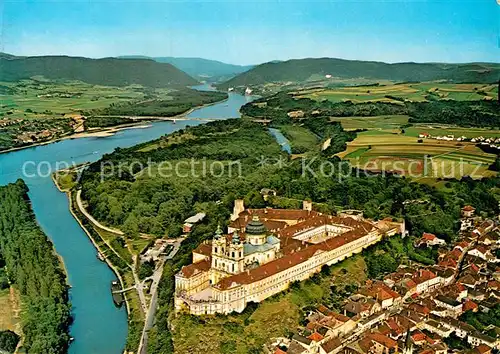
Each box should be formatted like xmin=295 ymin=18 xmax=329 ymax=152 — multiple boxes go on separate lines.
xmin=2 ymin=0 xmax=499 ymax=65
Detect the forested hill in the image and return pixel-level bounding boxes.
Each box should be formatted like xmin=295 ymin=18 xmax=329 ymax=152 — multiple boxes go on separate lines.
xmin=119 ymin=55 xmax=253 ymax=82
xmin=0 ymin=54 xmax=199 ymax=87
xmin=0 ymin=180 xmax=71 ymax=353
xmin=219 ymin=57 xmax=500 ymax=88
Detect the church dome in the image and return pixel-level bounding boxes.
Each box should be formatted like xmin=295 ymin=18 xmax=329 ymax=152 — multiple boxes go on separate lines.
xmin=246 ymin=215 xmax=266 ymax=235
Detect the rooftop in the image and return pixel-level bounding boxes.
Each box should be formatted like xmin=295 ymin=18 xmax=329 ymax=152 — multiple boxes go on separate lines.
xmin=184 ymin=212 xmax=206 ymax=224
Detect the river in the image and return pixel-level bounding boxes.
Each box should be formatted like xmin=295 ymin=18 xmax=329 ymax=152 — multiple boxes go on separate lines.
xmin=0 ymin=86 xmax=251 ymax=354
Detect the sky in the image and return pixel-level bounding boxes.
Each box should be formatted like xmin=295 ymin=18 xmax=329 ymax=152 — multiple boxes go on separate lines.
xmin=1 ymin=0 xmax=499 ymax=65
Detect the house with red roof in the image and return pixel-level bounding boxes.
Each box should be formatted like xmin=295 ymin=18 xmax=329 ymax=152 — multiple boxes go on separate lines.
xmin=461 ymin=205 xmax=475 ymax=218
xmin=308 ymin=305 xmax=357 ymax=338
xmin=408 ymin=303 xmax=431 ymax=317
xmin=175 ymin=205 xmax=404 ymax=315
xmin=358 ymin=281 xmax=402 ymax=309
xmin=412 ymin=269 xmax=442 ymax=295
xmin=438 ymin=258 xmax=458 ymax=269
xmin=474 ymin=344 xmax=493 ymax=354
xmin=344 ymin=298 xmax=382 ymax=318
xmin=319 ymin=337 xmax=342 ymax=354
xmin=308 ymin=331 xmax=324 ymax=342
xmin=455 ymin=241 xmax=470 ymax=252
xmin=416 ymin=233 xmax=446 ymax=247
xmin=468 ymin=245 xmax=492 ymax=261
xmin=463 ymin=299 xmax=479 ymax=313
xmin=457 ymin=274 xmax=481 ymax=289
xmin=348 ymin=333 xmax=398 ymax=354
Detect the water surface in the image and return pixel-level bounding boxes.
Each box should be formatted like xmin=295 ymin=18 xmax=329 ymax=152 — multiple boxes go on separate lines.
xmin=0 ymin=92 xmax=248 ymax=354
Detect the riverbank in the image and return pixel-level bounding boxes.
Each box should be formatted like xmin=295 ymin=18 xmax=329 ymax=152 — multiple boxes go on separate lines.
xmin=0 ymin=181 xmax=72 ymax=353
xmin=0 ymin=94 xmax=230 ymax=155
xmin=0 ymin=88 xmax=248 ymax=354
xmin=0 ymin=123 xmax=155 ymax=155
xmin=66 ymin=187 xmax=151 ymax=352
xmin=67 ymin=190 xmax=131 ymax=315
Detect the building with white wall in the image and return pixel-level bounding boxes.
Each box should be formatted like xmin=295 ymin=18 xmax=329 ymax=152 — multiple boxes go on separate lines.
xmin=174 ymin=203 xmax=404 ymax=315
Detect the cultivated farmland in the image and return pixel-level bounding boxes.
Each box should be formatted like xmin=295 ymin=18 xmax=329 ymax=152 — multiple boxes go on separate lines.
xmin=295 ymin=82 xmax=498 ymax=103
xmin=339 ymin=130 xmax=497 ymax=180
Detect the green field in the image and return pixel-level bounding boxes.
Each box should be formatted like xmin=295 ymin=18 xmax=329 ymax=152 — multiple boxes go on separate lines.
xmin=333 ymin=115 xmax=500 ymax=140
xmin=0 ymin=79 xmax=226 ymax=151
xmin=0 ymin=79 xmax=151 ymax=120
xmin=404 ymin=126 xmax=500 ymax=139
xmin=278 ymin=124 xmax=319 ymax=154
xmin=331 ymin=115 xmax=409 ymax=131
xmin=296 ymin=82 xmax=497 ymax=103
xmin=339 ymin=130 xmax=497 ymax=180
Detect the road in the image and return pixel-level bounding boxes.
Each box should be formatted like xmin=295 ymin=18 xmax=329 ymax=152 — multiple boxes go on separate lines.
xmin=137 ymin=237 xmax=184 ymax=354
xmin=77 ymin=187 xmax=187 ymax=352
xmin=76 ymin=190 xmax=124 ymax=236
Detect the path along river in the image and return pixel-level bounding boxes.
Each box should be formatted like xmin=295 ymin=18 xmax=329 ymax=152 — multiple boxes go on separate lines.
xmin=0 ymin=85 xmax=251 ymax=354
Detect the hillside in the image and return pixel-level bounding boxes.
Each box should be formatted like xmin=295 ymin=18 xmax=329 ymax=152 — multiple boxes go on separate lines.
xmin=219 ymin=57 xmax=500 ymax=88
xmin=119 ymin=55 xmax=253 ymax=82
xmin=0 ymin=54 xmax=198 ymax=87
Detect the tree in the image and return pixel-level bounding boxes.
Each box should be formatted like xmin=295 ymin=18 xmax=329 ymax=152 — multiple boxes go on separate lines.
xmin=244 ymin=191 xmax=266 ymax=209
xmin=123 ymin=214 xmax=140 ymax=238
xmin=0 ymin=330 xmax=20 ymax=353
xmin=0 ymin=180 xmax=71 ymax=353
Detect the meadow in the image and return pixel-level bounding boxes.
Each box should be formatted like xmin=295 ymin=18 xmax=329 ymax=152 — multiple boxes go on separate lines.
xmin=278 ymin=124 xmax=319 ymax=154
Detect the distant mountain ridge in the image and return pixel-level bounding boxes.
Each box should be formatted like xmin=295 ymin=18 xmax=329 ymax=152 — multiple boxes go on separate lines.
xmin=119 ymin=55 xmax=253 ymax=82
xmin=0 ymin=54 xmax=198 ymax=87
xmin=219 ymin=57 xmax=500 ymax=88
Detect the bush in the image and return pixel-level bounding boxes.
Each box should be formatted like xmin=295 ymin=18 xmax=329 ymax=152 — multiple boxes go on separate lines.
xmin=0 ymin=330 xmax=20 ymax=353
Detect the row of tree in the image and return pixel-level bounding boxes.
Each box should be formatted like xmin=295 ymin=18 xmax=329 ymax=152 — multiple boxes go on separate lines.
xmin=0 ymin=180 xmax=71 ymax=353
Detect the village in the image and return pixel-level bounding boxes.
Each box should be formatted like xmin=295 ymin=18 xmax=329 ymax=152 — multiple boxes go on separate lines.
xmin=418 ymin=132 xmax=500 ymax=151
xmin=267 ymin=205 xmax=500 ymax=354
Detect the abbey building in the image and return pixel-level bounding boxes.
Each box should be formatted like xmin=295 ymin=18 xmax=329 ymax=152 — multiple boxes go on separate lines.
xmin=174 ymin=200 xmax=405 ymax=315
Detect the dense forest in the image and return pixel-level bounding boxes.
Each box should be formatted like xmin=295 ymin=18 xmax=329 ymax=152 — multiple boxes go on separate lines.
xmin=219 ymin=57 xmax=500 ymax=89
xmin=80 ymin=114 xmax=500 ymax=242
xmin=0 ymin=254 xmax=8 ymax=290
xmin=407 ymin=100 xmax=500 ymax=127
xmin=0 ymin=180 xmax=71 ymax=353
xmin=241 ymin=92 xmax=500 ymax=128
xmin=77 ymin=94 xmax=500 ymax=351
xmin=80 ymin=119 xmax=286 ymax=238
xmin=0 ymin=54 xmax=198 ymax=87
